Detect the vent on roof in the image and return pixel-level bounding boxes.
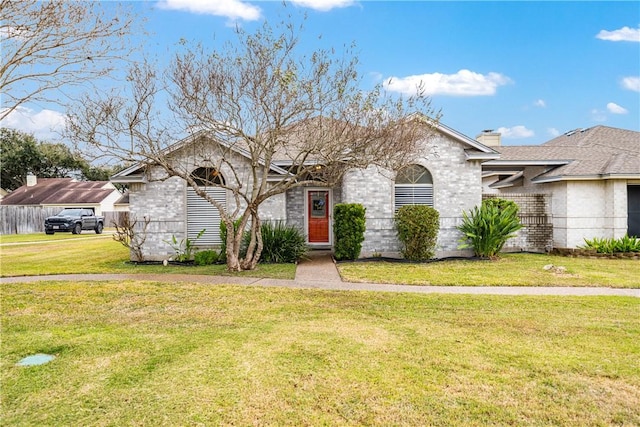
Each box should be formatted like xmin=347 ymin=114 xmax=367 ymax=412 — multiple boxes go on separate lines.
xmin=564 ymin=128 xmax=582 ymax=137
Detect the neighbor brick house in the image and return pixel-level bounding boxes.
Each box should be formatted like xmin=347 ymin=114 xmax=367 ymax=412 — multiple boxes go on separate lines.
xmin=482 ymin=125 xmax=640 ymax=249
xmin=111 ymin=120 xmax=499 ymax=261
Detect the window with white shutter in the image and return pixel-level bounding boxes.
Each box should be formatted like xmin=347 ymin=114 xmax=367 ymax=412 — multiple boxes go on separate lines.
xmin=187 ymin=168 xmax=226 ymax=246
xmin=394 ymin=165 xmax=433 ymax=211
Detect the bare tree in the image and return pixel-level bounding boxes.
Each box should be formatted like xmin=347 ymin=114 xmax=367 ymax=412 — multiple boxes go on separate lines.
xmin=112 ymin=213 xmax=150 ymax=263
xmin=0 ymin=0 xmax=139 ymax=120
xmin=68 ymin=18 xmax=439 ymax=272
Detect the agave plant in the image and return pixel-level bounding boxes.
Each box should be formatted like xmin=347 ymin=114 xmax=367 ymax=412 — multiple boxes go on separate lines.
xmin=457 ymin=201 xmax=522 ymax=259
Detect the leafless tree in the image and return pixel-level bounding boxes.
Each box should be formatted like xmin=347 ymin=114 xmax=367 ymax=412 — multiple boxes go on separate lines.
xmin=0 ymin=0 xmax=139 ymax=120
xmin=67 ymin=18 xmax=440 ymax=271
xmin=112 ymin=213 xmax=150 ymax=263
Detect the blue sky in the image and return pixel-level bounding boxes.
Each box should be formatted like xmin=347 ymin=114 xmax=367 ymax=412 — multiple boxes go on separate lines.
xmin=3 ymin=0 xmax=639 ymax=146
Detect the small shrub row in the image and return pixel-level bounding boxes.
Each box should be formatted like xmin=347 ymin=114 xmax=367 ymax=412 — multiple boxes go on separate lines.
xmin=580 ymin=234 xmax=640 ymax=254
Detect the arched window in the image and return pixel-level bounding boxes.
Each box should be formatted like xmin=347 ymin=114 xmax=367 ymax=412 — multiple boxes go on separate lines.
xmin=394 ymin=164 xmax=434 ymax=210
xmin=191 ymin=167 xmax=225 ymax=186
xmin=187 ymin=167 xmax=226 ymax=246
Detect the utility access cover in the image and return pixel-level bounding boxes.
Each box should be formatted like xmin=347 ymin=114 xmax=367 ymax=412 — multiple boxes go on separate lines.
xmin=17 ymin=354 xmax=55 ymax=366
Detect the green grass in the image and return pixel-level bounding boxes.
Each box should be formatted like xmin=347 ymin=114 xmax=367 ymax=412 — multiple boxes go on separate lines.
xmin=2 ymin=282 xmax=639 ymax=425
xmin=0 ymin=231 xmax=114 ymax=243
xmin=0 ymin=233 xmax=295 ymax=279
xmin=2 ymin=233 xmax=639 ymax=286
xmin=338 ymin=253 xmax=640 ymax=288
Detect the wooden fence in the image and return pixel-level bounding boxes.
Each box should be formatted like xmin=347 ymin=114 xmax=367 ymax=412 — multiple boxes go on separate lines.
xmin=0 ymin=206 xmax=127 ymax=235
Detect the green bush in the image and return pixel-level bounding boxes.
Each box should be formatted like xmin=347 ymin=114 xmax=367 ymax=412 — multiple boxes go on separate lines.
xmin=194 ymin=249 xmax=219 ymax=266
xmin=483 ymin=197 xmax=519 ymax=213
xmin=333 ymin=203 xmax=366 ymax=261
xmin=581 ymin=235 xmax=640 ymax=254
xmin=253 ymin=221 xmax=308 ymax=263
xmin=457 ymin=198 xmax=522 ymax=258
xmin=164 ymin=229 xmax=205 ymax=262
xmin=394 ymin=205 xmax=439 ymax=261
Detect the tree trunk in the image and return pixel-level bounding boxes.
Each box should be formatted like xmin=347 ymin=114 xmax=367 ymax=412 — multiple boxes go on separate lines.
xmin=240 ymin=211 xmax=262 ymax=271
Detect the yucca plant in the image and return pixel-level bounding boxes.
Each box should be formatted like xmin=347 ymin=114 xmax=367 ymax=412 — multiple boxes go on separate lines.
xmin=247 ymin=221 xmax=308 ymax=263
xmin=457 ymin=200 xmax=522 ymax=259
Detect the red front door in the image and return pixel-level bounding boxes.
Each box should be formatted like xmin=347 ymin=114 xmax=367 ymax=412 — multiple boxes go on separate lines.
xmin=308 ymin=190 xmax=330 ymax=243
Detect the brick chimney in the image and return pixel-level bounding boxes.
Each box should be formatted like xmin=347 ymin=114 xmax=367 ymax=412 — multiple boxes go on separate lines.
xmin=26 ymin=173 xmax=37 ymax=187
xmin=476 ymin=130 xmax=501 ymax=147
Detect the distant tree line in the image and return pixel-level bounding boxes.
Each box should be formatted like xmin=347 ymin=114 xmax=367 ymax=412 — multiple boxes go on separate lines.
xmin=0 ymin=127 xmax=122 ymax=191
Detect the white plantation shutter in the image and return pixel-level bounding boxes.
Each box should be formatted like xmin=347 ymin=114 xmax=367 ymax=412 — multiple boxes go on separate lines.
xmin=394 ymin=164 xmax=434 ymax=210
xmin=394 ymin=185 xmax=433 ymax=210
xmin=187 ymin=187 xmax=226 ymax=245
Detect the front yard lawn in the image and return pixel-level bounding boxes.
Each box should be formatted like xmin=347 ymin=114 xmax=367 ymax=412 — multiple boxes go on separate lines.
xmin=2 ymin=282 xmax=639 ymax=425
xmin=0 ymin=234 xmax=295 ymax=279
xmin=337 ymin=253 xmax=640 ymax=288
xmin=2 ymin=233 xmax=638 ymax=286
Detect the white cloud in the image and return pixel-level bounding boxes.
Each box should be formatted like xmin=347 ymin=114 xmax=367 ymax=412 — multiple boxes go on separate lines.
xmin=0 ymin=106 xmax=67 ymax=140
xmin=547 ymin=128 xmax=560 ymax=137
xmin=495 ymin=125 xmax=534 ymax=139
xmin=622 ymin=76 xmax=640 ymax=92
xmin=384 ymin=69 xmax=512 ymax=97
xmin=534 ymin=99 xmax=546 ymax=108
xmin=596 ymin=26 xmax=640 ymax=42
xmin=290 ymin=0 xmax=356 ymax=12
xmin=156 ymin=0 xmax=261 ymax=21
xmin=607 ymin=102 xmax=628 ymax=114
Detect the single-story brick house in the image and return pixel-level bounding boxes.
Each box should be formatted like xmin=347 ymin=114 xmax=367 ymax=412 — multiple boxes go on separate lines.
xmin=482 ymin=125 xmax=640 ymax=248
xmin=111 ymin=120 xmax=500 ymax=261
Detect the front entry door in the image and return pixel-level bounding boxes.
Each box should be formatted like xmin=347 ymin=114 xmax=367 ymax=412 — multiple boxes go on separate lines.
xmin=307 ymin=190 xmax=330 ymax=244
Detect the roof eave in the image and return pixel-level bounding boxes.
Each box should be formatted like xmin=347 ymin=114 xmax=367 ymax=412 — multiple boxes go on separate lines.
xmin=466 ymin=151 xmax=500 ymax=161
xmin=110 ymin=174 xmax=148 ymax=184
xmin=533 ymin=172 xmax=640 ymax=184
xmin=433 ymin=121 xmax=500 ymax=155
xmin=483 ymin=159 xmax=571 ymax=167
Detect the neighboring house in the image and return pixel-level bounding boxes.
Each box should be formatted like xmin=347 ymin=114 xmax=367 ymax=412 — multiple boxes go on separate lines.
xmin=482 ymin=125 xmax=640 ymax=248
xmin=1 ymin=176 xmax=123 ymax=215
xmin=111 ymin=121 xmax=499 ymax=261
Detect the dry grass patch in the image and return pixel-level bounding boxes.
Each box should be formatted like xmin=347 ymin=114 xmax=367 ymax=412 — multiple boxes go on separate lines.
xmin=2 ymin=281 xmax=639 ymax=425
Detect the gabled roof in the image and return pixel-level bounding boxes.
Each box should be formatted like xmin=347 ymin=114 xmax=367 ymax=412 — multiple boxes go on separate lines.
xmin=111 ymin=130 xmax=291 ymax=183
xmin=483 ymin=126 xmax=640 ymax=183
xmin=112 ymin=117 xmax=499 ymax=183
xmin=0 ymin=178 xmax=118 ymax=206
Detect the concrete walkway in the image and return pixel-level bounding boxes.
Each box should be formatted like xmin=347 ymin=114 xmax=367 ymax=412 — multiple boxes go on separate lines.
xmin=1 ymin=251 xmax=639 ymax=297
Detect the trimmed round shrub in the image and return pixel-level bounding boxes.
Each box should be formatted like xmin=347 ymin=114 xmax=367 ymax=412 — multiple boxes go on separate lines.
xmin=394 ymin=205 xmax=439 ymax=261
xmin=333 ymin=203 xmax=366 ymax=261
xmin=194 ymin=249 xmax=219 ymax=266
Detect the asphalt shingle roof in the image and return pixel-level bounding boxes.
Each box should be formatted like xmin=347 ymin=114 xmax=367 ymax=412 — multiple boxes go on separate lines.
xmin=1 ymin=178 xmax=117 ymax=206
xmin=495 ymin=126 xmax=640 ymax=178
